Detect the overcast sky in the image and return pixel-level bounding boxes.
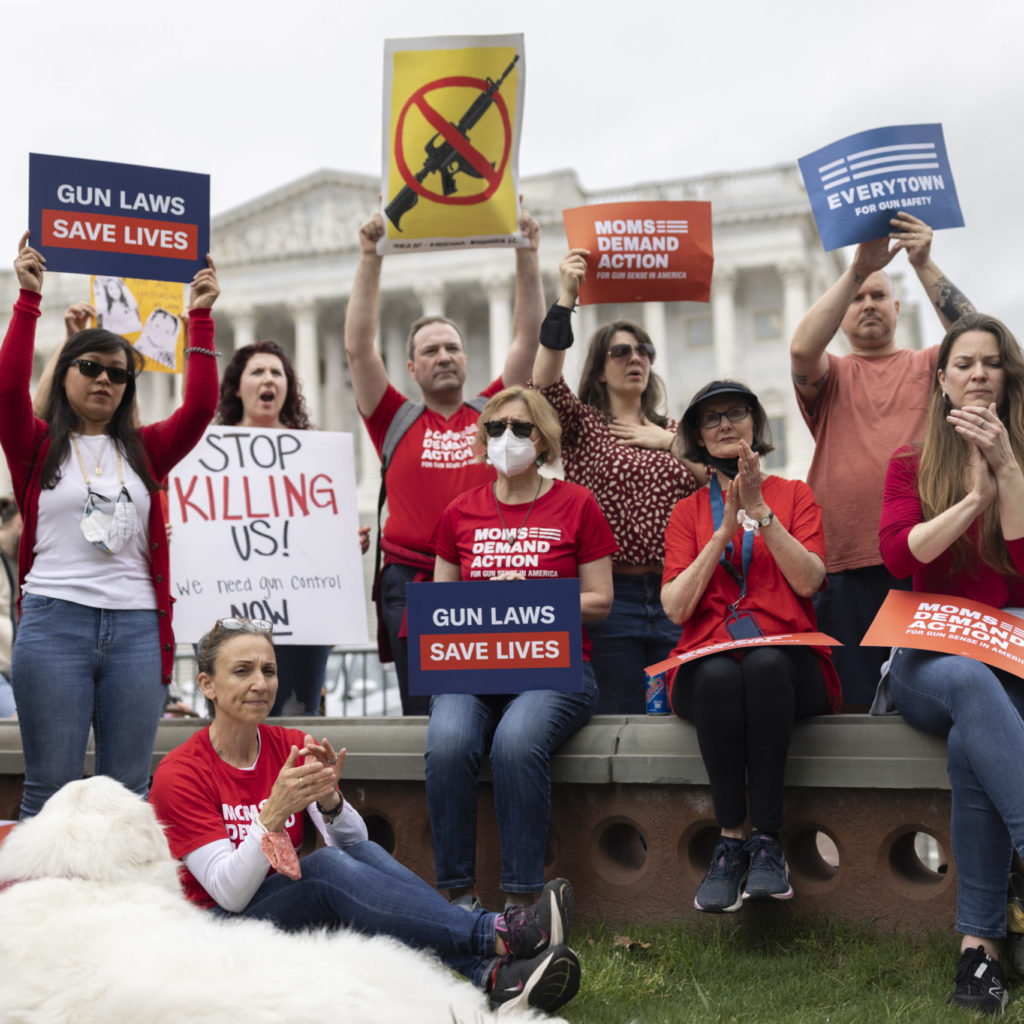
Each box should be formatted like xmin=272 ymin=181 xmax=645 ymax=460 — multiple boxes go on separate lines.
xmin=3 ymin=0 xmax=1020 ymax=345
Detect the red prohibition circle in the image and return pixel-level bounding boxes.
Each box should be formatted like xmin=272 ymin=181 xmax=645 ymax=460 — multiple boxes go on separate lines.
xmin=394 ymin=74 xmax=513 ymax=206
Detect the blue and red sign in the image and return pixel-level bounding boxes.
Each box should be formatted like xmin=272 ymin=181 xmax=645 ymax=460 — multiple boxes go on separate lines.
xmin=28 ymin=153 xmax=210 ymax=283
xmin=798 ymin=124 xmax=964 ymax=251
xmin=406 ymin=578 xmax=583 ymax=695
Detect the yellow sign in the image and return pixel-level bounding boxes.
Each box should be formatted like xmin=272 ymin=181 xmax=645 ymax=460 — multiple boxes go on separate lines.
xmin=90 ymin=276 xmax=185 ymax=373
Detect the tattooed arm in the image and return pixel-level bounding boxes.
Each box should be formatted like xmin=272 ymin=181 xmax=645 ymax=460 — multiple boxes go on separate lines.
xmin=889 ymin=211 xmax=976 ymax=330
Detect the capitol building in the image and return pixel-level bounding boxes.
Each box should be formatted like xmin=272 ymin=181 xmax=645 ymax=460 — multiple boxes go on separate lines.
xmin=0 ymin=163 xmax=927 ymax=506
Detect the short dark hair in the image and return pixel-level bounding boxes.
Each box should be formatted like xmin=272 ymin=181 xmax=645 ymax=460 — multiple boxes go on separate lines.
xmin=406 ymin=316 xmax=464 ymax=361
xmin=678 ymin=379 xmax=775 ymax=463
xmin=216 ymin=341 xmax=313 ymax=430
xmin=40 ymin=330 xmax=152 ymax=491
xmin=577 ymin=320 xmax=668 ymax=427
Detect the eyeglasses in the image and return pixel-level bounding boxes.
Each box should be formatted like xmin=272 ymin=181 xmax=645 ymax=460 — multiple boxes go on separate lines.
xmin=608 ymin=341 xmax=656 ymax=364
xmin=483 ymin=419 xmax=535 ymax=439
xmin=71 ymin=359 xmax=130 ymax=385
xmin=699 ymin=407 xmax=751 ymax=430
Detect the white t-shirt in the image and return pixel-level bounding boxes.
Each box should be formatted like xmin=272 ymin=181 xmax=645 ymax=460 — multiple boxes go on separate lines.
xmin=24 ymin=434 xmax=156 ymax=609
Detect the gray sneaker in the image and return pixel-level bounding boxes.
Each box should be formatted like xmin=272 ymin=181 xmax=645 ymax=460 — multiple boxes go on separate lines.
xmin=742 ymin=834 xmax=794 ymax=901
xmin=694 ymin=837 xmax=749 ymax=913
xmin=450 ymin=891 xmax=482 ymax=912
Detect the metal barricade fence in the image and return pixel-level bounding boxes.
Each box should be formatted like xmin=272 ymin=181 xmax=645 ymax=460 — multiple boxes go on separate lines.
xmin=170 ymin=644 xmax=402 ymax=718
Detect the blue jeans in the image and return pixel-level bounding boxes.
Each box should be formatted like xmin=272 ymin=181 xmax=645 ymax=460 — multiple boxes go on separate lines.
xmin=379 ymin=562 xmax=430 ymax=716
xmin=270 ymin=645 xmax=331 ymax=716
xmin=425 ymin=663 xmax=599 ymax=894
xmin=888 ymin=648 xmax=1024 ymax=938
xmin=12 ymin=594 xmax=164 ymax=818
xmin=588 ymin=572 xmax=680 ymax=714
xmin=231 ymin=841 xmax=499 ymax=988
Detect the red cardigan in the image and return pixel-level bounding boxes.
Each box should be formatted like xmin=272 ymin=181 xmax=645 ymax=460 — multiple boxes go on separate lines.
xmin=0 ymin=289 xmax=219 ymax=682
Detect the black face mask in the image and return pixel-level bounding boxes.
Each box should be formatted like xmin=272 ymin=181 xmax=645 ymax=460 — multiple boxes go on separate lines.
xmin=704 ymin=454 xmax=740 ymax=479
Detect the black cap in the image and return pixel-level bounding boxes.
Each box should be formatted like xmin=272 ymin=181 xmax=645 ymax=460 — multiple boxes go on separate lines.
xmin=683 ymin=380 xmax=759 ymax=422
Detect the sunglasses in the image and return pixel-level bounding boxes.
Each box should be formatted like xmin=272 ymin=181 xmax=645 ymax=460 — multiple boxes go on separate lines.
xmin=202 ymin=617 xmax=274 ymax=672
xmin=71 ymin=359 xmax=130 ymax=385
xmin=483 ymin=419 xmax=535 ymax=439
xmin=608 ymin=341 xmax=656 ymax=364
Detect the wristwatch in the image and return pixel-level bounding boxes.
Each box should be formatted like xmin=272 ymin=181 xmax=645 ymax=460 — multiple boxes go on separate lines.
xmin=757 ymin=509 xmax=775 ymax=529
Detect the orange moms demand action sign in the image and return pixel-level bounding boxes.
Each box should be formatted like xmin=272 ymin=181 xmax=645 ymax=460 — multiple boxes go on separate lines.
xmin=862 ymin=590 xmax=1024 ymax=679
xmin=562 ymin=201 xmax=713 ymax=304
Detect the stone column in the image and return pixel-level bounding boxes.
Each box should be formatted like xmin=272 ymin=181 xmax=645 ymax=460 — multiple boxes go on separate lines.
xmin=322 ymin=327 xmax=345 ymax=433
xmin=231 ymin=308 xmax=256 ymax=352
xmin=779 ymin=262 xmax=815 ymax=478
xmin=414 ymin=283 xmax=445 ymax=319
xmin=643 ymin=302 xmax=668 ymax=378
xmin=485 ymin=276 xmax=512 ymax=383
xmin=711 ymin=266 xmax=738 ymax=379
xmin=289 ymin=299 xmax=320 ymax=427
xmin=779 ymin=262 xmax=808 ymax=351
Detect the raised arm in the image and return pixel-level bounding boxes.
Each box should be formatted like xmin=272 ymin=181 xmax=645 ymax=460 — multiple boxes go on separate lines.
xmin=502 ymin=209 xmax=545 ymax=387
xmin=891 ymin=212 xmax=976 ymax=331
xmin=532 ymin=248 xmax=587 ymax=389
xmin=789 ymin=236 xmax=897 ymax=402
xmin=344 ymin=214 xmax=391 ymax=417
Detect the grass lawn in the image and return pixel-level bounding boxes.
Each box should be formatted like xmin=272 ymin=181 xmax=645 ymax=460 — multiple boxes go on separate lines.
xmin=559 ymin=915 xmax=1024 ymax=1023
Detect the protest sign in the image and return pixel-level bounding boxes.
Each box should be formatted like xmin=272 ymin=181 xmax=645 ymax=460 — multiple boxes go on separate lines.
xmin=644 ymin=632 xmax=839 ymax=679
xmin=28 ymin=153 xmax=210 ymax=283
xmin=406 ymin=579 xmax=583 ymax=695
xmin=862 ymin=591 xmax=1024 ymax=679
xmin=562 ymin=201 xmax=714 ymax=304
xmin=167 ymin=428 xmax=368 ymax=645
xmin=90 ymin=276 xmax=185 ymax=372
xmin=379 ymin=34 xmax=526 ymax=254
xmin=798 ymin=124 xmax=963 ymax=251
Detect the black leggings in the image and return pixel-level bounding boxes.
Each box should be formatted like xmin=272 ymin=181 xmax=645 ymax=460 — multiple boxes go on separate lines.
xmin=671 ymin=646 xmax=828 ymax=832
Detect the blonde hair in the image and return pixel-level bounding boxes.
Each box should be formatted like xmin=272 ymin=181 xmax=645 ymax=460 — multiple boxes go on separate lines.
xmin=475 ymin=386 xmax=562 ymax=465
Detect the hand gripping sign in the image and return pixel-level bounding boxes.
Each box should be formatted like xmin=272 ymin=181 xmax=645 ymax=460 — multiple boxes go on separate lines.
xmin=798 ymin=124 xmax=964 ymax=252
xmin=406 ymin=579 xmax=583 ymax=696
xmin=29 ymin=153 xmax=210 ymax=283
xmin=563 ymin=201 xmax=714 ymax=304
xmin=379 ymin=34 xmax=526 ymax=254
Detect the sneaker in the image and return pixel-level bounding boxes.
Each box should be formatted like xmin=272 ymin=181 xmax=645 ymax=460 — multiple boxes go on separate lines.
xmin=949 ymin=945 xmax=1008 ymax=1015
xmin=742 ymin=834 xmax=794 ymax=901
xmin=694 ymin=836 xmax=749 ymax=913
xmin=488 ymin=944 xmax=581 ymax=1015
xmin=495 ymin=877 xmax=573 ymax=957
xmin=450 ymin=890 xmax=482 ymax=912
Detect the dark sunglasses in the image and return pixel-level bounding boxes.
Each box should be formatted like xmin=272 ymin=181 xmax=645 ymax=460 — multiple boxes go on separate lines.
xmin=608 ymin=341 xmax=656 ymax=364
xmin=483 ymin=419 xmax=535 ymax=439
xmin=71 ymin=359 xmax=130 ymax=385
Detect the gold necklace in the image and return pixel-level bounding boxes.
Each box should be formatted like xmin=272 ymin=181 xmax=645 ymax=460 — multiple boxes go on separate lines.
xmin=72 ymin=433 xmax=108 ymax=476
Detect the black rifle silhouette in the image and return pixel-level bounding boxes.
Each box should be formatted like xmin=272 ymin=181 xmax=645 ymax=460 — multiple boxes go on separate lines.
xmin=385 ymin=55 xmax=519 ymax=231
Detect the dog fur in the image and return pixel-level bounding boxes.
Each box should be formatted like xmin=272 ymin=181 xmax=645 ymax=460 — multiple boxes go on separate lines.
xmin=0 ymin=776 xmax=568 ymax=1023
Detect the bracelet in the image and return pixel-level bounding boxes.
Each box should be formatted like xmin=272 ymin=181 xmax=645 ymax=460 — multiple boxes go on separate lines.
xmin=316 ymin=788 xmax=344 ymax=821
xmin=184 ymin=346 xmax=220 ymax=358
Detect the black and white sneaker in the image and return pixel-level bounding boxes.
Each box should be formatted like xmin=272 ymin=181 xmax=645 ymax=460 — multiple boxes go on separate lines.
xmin=495 ymin=877 xmax=573 ymax=957
xmin=487 ymin=944 xmax=581 ymax=1015
xmin=949 ymin=945 xmax=1008 ymax=1015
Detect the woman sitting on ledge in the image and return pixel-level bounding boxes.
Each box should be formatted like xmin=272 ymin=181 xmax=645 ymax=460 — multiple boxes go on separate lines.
xmin=148 ymin=616 xmax=580 ymax=1016
xmin=661 ymin=380 xmax=840 ymax=914
xmin=877 ymin=313 xmax=1024 ymax=1015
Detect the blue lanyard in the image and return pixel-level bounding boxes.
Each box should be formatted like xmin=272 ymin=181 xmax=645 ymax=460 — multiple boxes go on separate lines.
xmin=709 ymin=475 xmax=752 ymax=605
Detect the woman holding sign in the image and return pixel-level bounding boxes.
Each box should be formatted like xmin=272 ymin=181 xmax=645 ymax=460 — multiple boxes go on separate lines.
xmin=660 ymin=380 xmax=839 ymax=914
xmin=878 ymin=314 xmax=1024 ymax=1014
xmin=427 ymin=386 xmax=615 ymax=911
xmin=532 ymin=249 xmax=705 ymax=714
xmin=215 ymin=341 xmax=328 ymax=716
xmin=0 ymin=233 xmax=220 ymax=818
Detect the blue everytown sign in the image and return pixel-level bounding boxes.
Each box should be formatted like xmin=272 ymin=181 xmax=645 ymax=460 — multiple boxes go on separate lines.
xmin=406 ymin=578 xmax=583 ymax=696
xmin=798 ymin=124 xmax=963 ymax=251
xmin=28 ymin=153 xmax=210 ymax=283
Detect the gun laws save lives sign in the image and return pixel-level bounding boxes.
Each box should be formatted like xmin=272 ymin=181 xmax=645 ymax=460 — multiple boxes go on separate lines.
xmin=167 ymin=428 xmax=368 ymax=645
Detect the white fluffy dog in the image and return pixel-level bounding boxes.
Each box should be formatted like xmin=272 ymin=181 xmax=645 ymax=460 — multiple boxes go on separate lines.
xmin=0 ymin=776 xmax=568 ymax=1024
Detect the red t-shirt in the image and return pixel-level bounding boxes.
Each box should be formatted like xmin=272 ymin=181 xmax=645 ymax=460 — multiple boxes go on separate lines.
xmin=432 ymin=479 xmax=618 ymax=658
xmin=364 ymin=380 xmax=504 ymax=569
xmin=149 ymin=725 xmax=307 ymax=909
xmin=662 ymin=477 xmax=841 ymax=711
